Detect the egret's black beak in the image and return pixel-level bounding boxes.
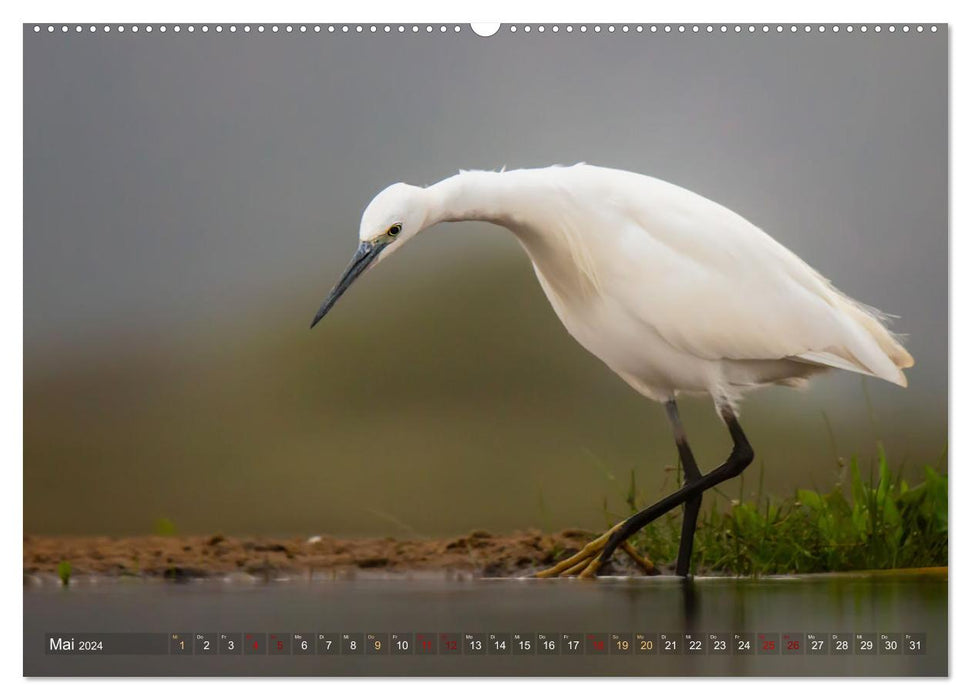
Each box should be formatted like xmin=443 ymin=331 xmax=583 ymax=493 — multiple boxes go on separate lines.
xmin=310 ymin=240 xmax=385 ymax=328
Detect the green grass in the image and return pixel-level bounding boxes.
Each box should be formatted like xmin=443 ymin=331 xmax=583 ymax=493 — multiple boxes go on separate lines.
xmin=620 ymin=446 xmax=947 ymax=576
xmin=153 ymin=517 xmax=177 ymax=536
xmin=57 ymin=560 xmax=71 ymax=586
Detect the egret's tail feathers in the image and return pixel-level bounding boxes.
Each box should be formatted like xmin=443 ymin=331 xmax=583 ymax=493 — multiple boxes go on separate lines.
xmin=794 ymin=296 xmax=913 ymax=388
xmin=795 ymin=350 xmax=908 ymax=387
xmin=837 ymin=297 xmax=915 ymax=370
xmin=795 ymin=350 xmax=866 ymax=376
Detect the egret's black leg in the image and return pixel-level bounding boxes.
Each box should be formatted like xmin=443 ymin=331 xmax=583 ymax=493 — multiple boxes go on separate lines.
xmin=665 ymin=400 xmax=703 ymax=577
xmin=594 ymin=406 xmax=753 ymax=573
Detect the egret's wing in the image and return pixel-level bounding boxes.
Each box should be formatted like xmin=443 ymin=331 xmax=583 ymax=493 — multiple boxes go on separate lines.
xmin=610 ymin=177 xmax=912 ymax=386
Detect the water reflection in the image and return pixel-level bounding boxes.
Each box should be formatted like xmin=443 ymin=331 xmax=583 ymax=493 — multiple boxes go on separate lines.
xmin=24 ymin=573 xmax=946 ymax=676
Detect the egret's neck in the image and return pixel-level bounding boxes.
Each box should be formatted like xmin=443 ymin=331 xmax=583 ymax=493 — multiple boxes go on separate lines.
xmin=421 ymin=169 xmax=601 ymax=302
xmin=424 ymin=171 xmax=515 ymax=227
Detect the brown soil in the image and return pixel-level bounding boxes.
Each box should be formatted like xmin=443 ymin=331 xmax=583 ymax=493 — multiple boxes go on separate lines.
xmin=23 ymin=530 xmax=668 ymax=581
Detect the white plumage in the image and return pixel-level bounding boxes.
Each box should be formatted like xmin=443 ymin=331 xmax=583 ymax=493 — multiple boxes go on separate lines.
xmin=338 ymin=164 xmax=912 ymax=413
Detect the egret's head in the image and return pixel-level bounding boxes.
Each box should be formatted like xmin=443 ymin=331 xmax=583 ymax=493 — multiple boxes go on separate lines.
xmin=310 ymin=182 xmax=430 ymax=328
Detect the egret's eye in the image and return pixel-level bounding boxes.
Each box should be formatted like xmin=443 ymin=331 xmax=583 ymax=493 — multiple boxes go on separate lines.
xmin=387 ymin=224 xmax=402 ymax=237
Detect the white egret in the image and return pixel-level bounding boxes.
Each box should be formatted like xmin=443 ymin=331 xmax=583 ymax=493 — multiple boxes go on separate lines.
xmin=311 ymin=164 xmax=913 ymax=578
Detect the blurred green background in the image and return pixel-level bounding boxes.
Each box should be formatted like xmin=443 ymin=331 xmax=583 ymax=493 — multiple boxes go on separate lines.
xmin=24 ymin=27 xmax=947 ymax=537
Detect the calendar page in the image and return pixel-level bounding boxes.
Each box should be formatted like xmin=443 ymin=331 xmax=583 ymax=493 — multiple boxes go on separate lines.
xmin=23 ymin=21 xmax=947 ymax=678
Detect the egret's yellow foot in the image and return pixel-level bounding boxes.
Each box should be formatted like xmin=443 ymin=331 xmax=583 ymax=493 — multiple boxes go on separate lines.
xmin=578 ymin=558 xmax=602 ymax=578
xmin=620 ymin=541 xmax=659 ymax=575
xmin=533 ymin=523 xmax=622 ymax=578
xmin=534 ymin=523 xmax=658 ymax=578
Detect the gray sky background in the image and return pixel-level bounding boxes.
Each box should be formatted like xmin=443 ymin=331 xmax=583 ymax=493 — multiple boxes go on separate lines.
xmin=26 ymin=28 xmax=946 ymax=365
xmin=23 ymin=27 xmax=948 ymax=535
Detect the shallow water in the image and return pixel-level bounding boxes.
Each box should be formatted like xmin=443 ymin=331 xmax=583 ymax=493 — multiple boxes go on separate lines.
xmin=24 ymin=573 xmax=946 ymax=676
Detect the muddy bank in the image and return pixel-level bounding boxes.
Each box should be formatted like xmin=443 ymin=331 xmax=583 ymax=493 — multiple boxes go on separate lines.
xmin=23 ymin=530 xmax=668 ymax=581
